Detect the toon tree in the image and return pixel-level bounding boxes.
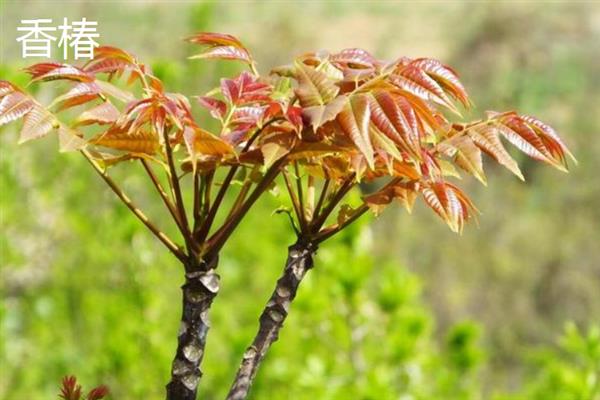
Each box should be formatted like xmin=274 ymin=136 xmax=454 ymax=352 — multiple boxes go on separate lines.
xmin=0 ymin=32 xmax=573 ymax=400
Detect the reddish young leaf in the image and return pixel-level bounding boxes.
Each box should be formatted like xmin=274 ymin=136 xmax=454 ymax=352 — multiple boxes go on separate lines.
xmin=294 ymin=62 xmax=339 ymax=108
xmin=368 ymin=90 xmax=420 ymax=159
xmin=363 ymin=181 xmax=418 ymax=216
xmin=83 ymin=46 xmax=139 ymax=74
xmin=230 ymin=106 xmax=266 ymax=126
xmin=330 ymin=48 xmax=378 ymax=70
xmin=410 ymin=58 xmax=470 ymax=107
xmin=521 ymin=114 xmax=575 ymax=163
xmin=301 ymin=95 xmax=347 ymax=130
xmin=74 ymin=102 xmax=120 ymax=127
xmin=25 ymin=63 xmax=94 ymax=83
xmin=337 ymin=94 xmax=374 ymax=168
xmin=59 ymin=376 xmax=82 ymax=400
xmin=494 ymin=112 xmax=572 ymax=171
xmin=183 ymin=125 xmax=235 ymax=161
xmin=0 ymin=83 xmax=34 ymax=126
xmin=220 ymin=72 xmax=271 ymax=106
xmin=187 ymin=32 xmax=253 ymax=65
xmin=50 ymin=82 xmax=101 ymax=111
xmin=87 ymin=385 xmax=109 ymax=400
xmin=497 ymin=113 xmax=551 ymax=161
xmin=420 ymin=181 xmax=476 ymax=233
xmin=438 ymin=134 xmax=486 ymax=184
xmin=196 ymin=96 xmax=227 ymax=119
xmin=19 ymin=104 xmax=58 ymax=143
xmin=391 ymin=66 xmax=455 ymax=112
xmin=468 ymin=123 xmax=524 ymax=180
xmin=90 ymin=125 xmax=160 ymax=155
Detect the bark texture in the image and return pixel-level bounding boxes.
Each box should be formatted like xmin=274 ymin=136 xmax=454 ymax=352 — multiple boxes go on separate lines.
xmin=226 ymin=239 xmax=317 ymax=400
xmin=166 ymin=256 xmax=220 ymax=400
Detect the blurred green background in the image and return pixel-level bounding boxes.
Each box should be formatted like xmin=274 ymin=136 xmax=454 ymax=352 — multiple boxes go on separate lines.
xmin=1 ymin=1 xmax=599 ymax=399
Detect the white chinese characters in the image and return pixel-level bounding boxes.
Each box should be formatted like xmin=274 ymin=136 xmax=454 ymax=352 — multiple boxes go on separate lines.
xmin=17 ymin=18 xmax=99 ymax=60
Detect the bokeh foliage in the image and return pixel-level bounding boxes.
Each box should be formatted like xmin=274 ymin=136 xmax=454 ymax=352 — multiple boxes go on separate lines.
xmin=1 ymin=1 xmax=599 ymax=399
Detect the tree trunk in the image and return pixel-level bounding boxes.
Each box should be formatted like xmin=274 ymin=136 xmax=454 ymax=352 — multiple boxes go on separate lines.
xmin=166 ymin=255 xmax=220 ymax=400
xmin=226 ymin=239 xmax=317 ymax=400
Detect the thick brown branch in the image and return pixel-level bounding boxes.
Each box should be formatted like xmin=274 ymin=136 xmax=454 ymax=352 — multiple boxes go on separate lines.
xmin=226 ymin=239 xmax=317 ymax=400
xmin=166 ymin=257 xmax=220 ymax=400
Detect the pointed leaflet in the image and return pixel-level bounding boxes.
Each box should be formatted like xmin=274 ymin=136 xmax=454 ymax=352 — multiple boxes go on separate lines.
xmin=496 ymin=113 xmax=551 ymax=161
xmin=391 ymin=66 xmax=457 ymax=113
xmin=95 ymin=80 xmax=136 ymax=102
xmin=261 ymin=142 xmax=288 ymax=169
xmin=395 ymin=182 xmax=419 ymax=213
xmin=368 ymin=90 xmax=420 ymax=159
xmin=83 ymin=46 xmax=140 ymax=75
xmin=48 ymin=80 xmax=133 ymax=112
xmin=294 ymin=62 xmax=339 ymax=107
xmin=363 ymin=181 xmax=418 ymax=216
xmin=337 ymin=94 xmax=374 ymax=168
xmin=409 ymin=58 xmax=470 ymax=107
xmin=87 ymin=385 xmax=109 ymax=400
xmin=302 ymin=95 xmax=347 ymax=130
xmin=25 ymin=63 xmax=94 ymax=83
xmin=397 ymin=90 xmax=445 ymax=133
xmin=438 ymin=134 xmax=486 ymax=185
xmin=59 ymin=375 xmax=82 ymax=400
xmin=330 ymin=48 xmax=378 ymax=69
xmin=495 ymin=113 xmax=570 ymax=171
xmin=19 ymin=104 xmax=59 ymax=143
xmin=370 ymin=125 xmax=402 ymax=161
xmin=74 ymin=102 xmax=120 ymax=127
xmin=230 ymin=106 xmax=266 ymax=126
xmin=89 ymin=126 xmax=160 ymax=154
xmin=189 ymin=46 xmax=251 ymax=63
xmin=468 ymin=123 xmax=524 ymax=180
xmin=196 ymin=96 xmax=227 ymax=119
xmin=0 ymin=81 xmax=59 ymax=144
xmin=420 ymin=181 xmax=476 ymax=233
xmin=50 ymin=82 xmax=101 ymax=111
xmin=183 ymin=125 xmax=234 ymax=161
xmin=187 ymin=32 xmax=253 ymax=65
xmin=454 ymin=140 xmax=485 ymax=184
xmin=0 ymin=82 xmax=34 ymax=126
xmin=521 ymin=115 xmax=575 ymax=164
xmin=220 ymin=72 xmax=271 ymax=106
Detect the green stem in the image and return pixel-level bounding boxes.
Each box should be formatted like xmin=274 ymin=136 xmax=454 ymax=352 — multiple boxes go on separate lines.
xmin=82 ymin=151 xmax=186 ymax=262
